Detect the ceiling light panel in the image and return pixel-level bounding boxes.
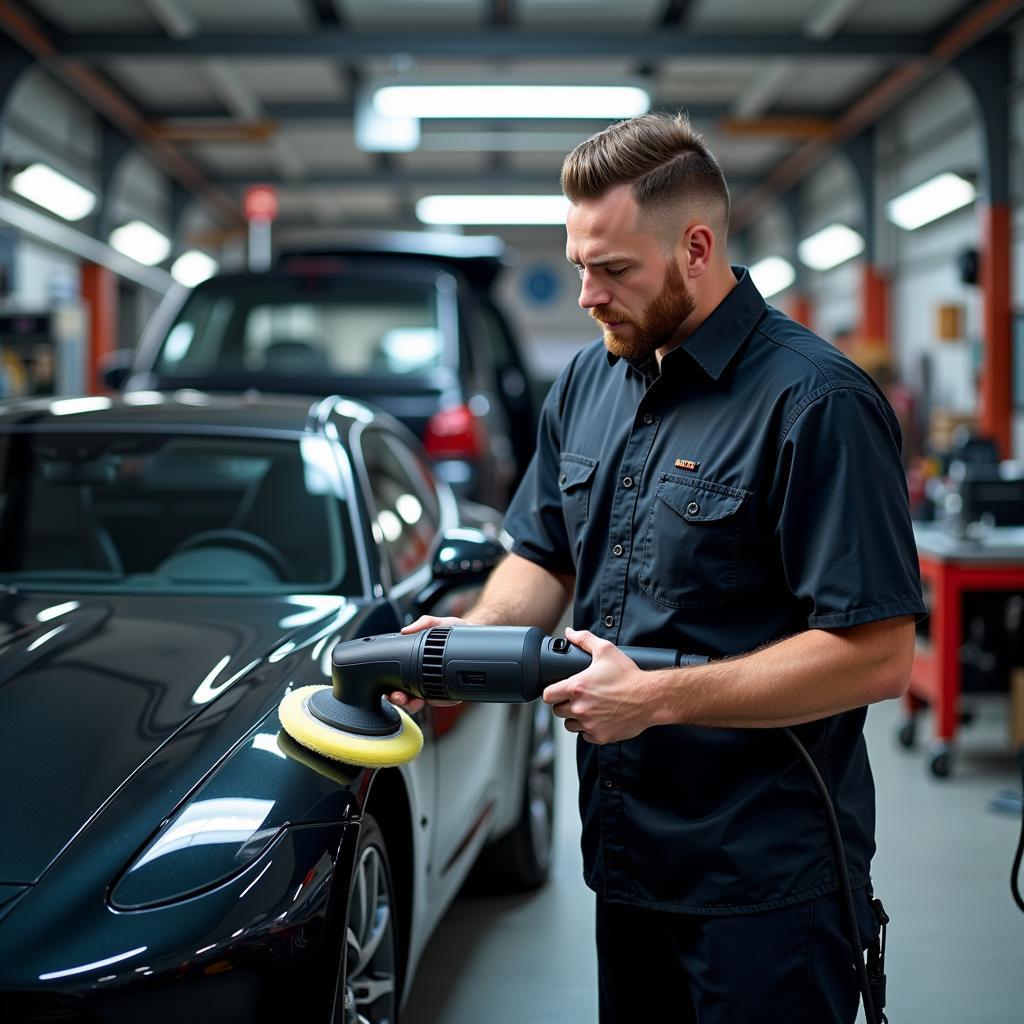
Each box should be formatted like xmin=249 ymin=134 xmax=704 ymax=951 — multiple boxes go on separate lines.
xmin=374 ymin=84 xmax=649 ymax=120
xmin=109 ymin=221 xmax=172 ymax=266
xmin=885 ymin=172 xmax=976 ymax=231
xmin=748 ymin=256 xmax=795 ymax=299
xmin=798 ymin=224 xmax=864 ymax=271
xmin=417 ymin=194 xmax=570 ymax=226
xmin=9 ymin=163 xmax=97 ymax=221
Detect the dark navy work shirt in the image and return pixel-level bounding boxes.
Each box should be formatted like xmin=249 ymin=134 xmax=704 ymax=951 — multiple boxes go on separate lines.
xmin=503 ymin=267 xmax=926 ymax=913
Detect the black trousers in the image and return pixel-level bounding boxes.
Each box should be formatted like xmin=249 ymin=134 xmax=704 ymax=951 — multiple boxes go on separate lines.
xmin=595 ymin=888 xmax=880 ymax=1024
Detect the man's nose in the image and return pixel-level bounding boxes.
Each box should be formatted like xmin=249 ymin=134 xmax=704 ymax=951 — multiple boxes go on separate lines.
xmin=578 ymin=271 xmax=611 ymax=310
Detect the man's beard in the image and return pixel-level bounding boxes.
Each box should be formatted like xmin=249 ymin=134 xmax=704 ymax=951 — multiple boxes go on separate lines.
xmin=592 ymin=259 xmax=696 ymax=362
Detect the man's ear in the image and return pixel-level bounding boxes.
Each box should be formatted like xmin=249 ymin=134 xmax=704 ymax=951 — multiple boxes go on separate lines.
xmin=681 ymin=224 xmax=714 ymax=277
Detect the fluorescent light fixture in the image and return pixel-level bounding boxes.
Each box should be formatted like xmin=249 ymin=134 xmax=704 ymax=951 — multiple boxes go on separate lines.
xmin=171 ymin=249 xmax=218 ymax=287
xmin=109 ymin=220 xmax=171 ymax=266
xmin=375 ymin=84 xmax=649 ymax=120
xmin=417 ymin=194 xmax=570 ymax=226
xmin=797 ymin=223 xmax=864 ymax=271
xmin=10 ymin=162 xmax=97 ymax=221
xmin=748 ymin=256 xmax=795 ymax=298
xmin=885 ymin=172 xmax=976 ymax=231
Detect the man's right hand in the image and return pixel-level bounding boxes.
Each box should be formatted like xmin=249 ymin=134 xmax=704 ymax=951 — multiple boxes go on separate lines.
xmin=387 ymin=615 xmax=471 ymax=715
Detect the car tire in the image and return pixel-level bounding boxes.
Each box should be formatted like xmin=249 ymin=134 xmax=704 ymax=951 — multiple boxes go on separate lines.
xmin=474 ymin=701 xmax=556 ymax=893
xmin=337 ymin=814 xmax=399 ymax=1024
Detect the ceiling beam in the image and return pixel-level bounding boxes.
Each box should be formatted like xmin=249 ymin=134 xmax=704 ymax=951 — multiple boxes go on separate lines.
xmin=210 ymin=169 xmax=759 ymax=189
xmin=58 ymin=30 xmax=931 ymax=59
xmin=146 ymin=100 xmax=819 ymax=124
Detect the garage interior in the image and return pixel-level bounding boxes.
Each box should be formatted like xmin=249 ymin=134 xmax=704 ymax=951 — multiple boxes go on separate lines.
xmin=1 ymin=1 xmax=1024 ymax=1023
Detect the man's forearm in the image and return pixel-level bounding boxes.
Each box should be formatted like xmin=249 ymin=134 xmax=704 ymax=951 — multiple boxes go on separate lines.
xmin=465 ymin=553 xmax=574 ymax=633
xmin=652 ymin=616 xmax=916 ymax=730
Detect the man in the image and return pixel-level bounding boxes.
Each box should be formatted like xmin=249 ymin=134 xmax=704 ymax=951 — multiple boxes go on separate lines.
xmin=393 ymin=112 xmax=925 ymax=1023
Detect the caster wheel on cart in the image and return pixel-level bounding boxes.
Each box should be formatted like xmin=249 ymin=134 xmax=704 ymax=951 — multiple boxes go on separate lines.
xmin=928 ymin=746 xmax=952 ymax=779
xmin=896 ymin=719 xmax=917 ymax=749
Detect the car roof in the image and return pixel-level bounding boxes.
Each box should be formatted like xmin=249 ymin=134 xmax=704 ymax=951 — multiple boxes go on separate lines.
xmin=0 ymin=392 xmax=376 ymax=435
xmin=273 ymin=229 xmax=510 ymax=289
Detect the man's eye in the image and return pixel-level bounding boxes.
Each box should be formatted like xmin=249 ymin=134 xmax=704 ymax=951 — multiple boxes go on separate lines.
xmin=607 ymin=266 xmax=627 ymax=277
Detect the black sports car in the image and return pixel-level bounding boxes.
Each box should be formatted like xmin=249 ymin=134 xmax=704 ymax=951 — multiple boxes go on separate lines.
xmin=0 ymin=392 xmax=555 ymax=1023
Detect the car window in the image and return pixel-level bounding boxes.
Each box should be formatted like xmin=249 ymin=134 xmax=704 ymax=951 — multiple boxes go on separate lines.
xmin=359 ymin=429 xmax=441 ymax=580
xmin=153 ymin=277 xmax=444 ymax=379
xmin=0 ymin=431 xmax=357 ymax=594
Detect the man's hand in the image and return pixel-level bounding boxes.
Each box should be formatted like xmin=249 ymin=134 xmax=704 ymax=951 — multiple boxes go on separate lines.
xmin=386 ymin=615 xmax=469 ymax=715
xmin=542 ymin=628 xmax=662 ymax=744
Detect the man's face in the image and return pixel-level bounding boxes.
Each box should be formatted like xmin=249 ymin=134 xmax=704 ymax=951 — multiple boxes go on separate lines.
xmin=566 ymin=185 xmax=696 ymax=362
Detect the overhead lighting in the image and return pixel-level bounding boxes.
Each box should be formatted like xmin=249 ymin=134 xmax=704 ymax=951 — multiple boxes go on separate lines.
xmin=885 ymin=172 xmax=976 ymax=231
xmin=417 ymin=194 xmax=571 ymax=226
xmin=109 ymin=220 xmax=171 ymax=266
xmin=171 ymin=249 xmax=218 ymax=287
xmin=797 ymin=223 xmax=864 ymax=271
xmin=9 ymin=162 xmax=97 ymax=221
xmin=748 ymin=256 xmax=795 ymax=298
xmin=374 ymin=84 xmax=650 ymax=120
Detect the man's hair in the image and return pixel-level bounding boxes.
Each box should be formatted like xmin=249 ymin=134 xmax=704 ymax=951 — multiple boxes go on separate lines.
xmin=560 ymin=112 xmax=730 ymax=236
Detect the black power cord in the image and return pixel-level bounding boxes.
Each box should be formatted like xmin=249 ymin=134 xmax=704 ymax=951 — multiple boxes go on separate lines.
xmin=784 ymin=728 xmax=888 ymax=1024
xmin=1013 ymin=745 xmax=1024 ymax=915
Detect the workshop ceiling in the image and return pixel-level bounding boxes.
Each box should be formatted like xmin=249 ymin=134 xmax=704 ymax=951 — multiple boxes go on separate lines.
xmin=4 ymin=0 xmax=1015 ymax=240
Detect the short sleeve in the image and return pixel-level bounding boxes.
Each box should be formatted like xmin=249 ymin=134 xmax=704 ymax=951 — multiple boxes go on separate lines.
xmin=502 ymin=366 xmax=575 ymax=576
xmin=770 ymin=386 xmax=926 ymax=629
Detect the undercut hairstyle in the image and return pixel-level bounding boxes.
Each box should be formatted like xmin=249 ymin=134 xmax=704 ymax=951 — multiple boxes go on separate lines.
xmin=560 ymin=112 xmax=730 ymax=240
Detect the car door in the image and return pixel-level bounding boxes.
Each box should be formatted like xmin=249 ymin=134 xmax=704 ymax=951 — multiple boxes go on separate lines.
xmin=355 ymin=426 xmax=508 ymax=883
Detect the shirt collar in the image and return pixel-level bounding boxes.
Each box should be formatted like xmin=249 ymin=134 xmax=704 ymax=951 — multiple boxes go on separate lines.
xmin=606 ymin=265 xmax=766 ymax=381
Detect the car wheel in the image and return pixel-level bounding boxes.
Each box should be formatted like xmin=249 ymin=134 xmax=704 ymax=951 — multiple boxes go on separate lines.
xmin=475 ymin=701 xmax=556 ymax=892
xmin=338 ymin=814 xmax=399 ymax=1024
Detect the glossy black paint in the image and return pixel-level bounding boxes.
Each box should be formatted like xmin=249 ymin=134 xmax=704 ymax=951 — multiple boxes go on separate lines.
xmin=0 ymin=393 xmax=517 ymax=1023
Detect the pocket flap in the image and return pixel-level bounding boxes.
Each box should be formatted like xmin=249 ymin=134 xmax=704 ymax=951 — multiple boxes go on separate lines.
xmin=657 ymin=480 xmax=745 ymax=523
xmin=559 ymin=454 xmax=598 ymax=493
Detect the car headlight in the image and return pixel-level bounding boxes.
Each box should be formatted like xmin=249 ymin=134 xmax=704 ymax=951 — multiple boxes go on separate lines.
xmin=111 ymin=713 xmax=358 ymax=909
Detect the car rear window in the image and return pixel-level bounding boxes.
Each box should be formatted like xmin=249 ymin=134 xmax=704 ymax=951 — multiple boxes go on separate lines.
xmin=0 ymin=430 xmax=356 ymax=595
xmin=153 ymin=277 xmax=444 ymax=379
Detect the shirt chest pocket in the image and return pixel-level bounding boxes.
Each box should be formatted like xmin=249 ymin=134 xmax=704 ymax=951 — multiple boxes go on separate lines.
xmin=639 ymin=475 xmax=750 ymax=609
xmin=559 ymin=453 xmax=598 ymax=563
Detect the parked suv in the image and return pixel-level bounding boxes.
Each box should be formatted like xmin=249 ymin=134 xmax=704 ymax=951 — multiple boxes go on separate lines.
xmin=106 ymin=232 xmax=537 ymax=509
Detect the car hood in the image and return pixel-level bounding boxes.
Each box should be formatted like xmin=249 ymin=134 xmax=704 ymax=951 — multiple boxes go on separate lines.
xmin=0 ymin=591 xmax=354 ymax=883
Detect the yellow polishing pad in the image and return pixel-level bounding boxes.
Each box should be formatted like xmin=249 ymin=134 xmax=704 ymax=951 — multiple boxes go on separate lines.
xmin=278 ymin=685 xmax=424 ymax=767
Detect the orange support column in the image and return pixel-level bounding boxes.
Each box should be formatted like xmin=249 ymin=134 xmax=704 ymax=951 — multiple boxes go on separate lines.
xmin=977 ymin=203 xmax=1012 ymax=457
xmin=858 ymin=263 xmax=890 ymax=347
xmin=80 ymin=262 xmax=118 ymax=395
xmin=788 ymin=294 xmax=813 ymax=331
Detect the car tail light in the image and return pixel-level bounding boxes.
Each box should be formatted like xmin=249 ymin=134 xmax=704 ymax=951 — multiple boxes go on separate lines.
xmin=424 ymin=404 xmax=486 ymax=460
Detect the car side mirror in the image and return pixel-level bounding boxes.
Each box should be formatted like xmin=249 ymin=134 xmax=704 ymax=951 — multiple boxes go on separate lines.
xmin=99 ymin=349 xmax=136 ymax=391
xmin=415 ymin=527 xmax=506 ymax=611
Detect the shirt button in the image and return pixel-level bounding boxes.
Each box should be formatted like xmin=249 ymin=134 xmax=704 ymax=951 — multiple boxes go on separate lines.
xmin=604 ymin=615 xmax=615 ymax=628
xmin=642 ymin=413 xmax=653 ymax=425
xmin=601 ymin=777 xmax=614 ymax=790
xmin=560 ymin=473 xmax=567 ymax=484
xmin=622 ymin=476 xmax=633 ymax=488
xmin=686 ymin=501 xmax=700 ymax=515
xmin=612 ymin=543 xmax=624 ymax=557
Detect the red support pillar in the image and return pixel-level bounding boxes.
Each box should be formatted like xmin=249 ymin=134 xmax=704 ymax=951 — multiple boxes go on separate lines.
xmin=977 ymin=202 xmax=1012 ymax=457
xmin=788 ymin=293 xmax=813 ymax=331
xmin=80 ymin=262 xmax=117 ymax=396
xmin=859 ymin=263 xmax=890 ymax=347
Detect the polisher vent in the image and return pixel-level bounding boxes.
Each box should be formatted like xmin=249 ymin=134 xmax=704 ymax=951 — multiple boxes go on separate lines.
xmin=421 ymin=627 xmax=450 ymax=701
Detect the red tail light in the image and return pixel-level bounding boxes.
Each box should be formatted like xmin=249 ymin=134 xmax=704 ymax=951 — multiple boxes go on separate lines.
xmin=424 ymin=404 xmax=487 ymax=459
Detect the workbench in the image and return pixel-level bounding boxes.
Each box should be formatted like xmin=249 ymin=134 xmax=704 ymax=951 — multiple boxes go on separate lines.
xmin=906 ymin=524 xmax=1024 ymax=777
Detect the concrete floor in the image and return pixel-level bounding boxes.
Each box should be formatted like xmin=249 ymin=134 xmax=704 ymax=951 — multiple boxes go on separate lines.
xmin=404 ymin=695 xmax=1024 ymax=1024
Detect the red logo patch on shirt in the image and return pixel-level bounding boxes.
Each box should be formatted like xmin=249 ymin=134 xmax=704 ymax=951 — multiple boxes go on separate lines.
xmin=674 ymin=459 xmax=700 ymax=471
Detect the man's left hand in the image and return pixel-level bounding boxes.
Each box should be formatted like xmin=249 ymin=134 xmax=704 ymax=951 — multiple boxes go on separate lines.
xmin=542 ymin=628 xmax=661 ymax=743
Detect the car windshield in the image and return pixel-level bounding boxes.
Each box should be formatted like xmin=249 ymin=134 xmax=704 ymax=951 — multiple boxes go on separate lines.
xmin=153 ymin=276 xmax=445 ymax=379
xmin=0 ymin=430 xmax=355 ymax=594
